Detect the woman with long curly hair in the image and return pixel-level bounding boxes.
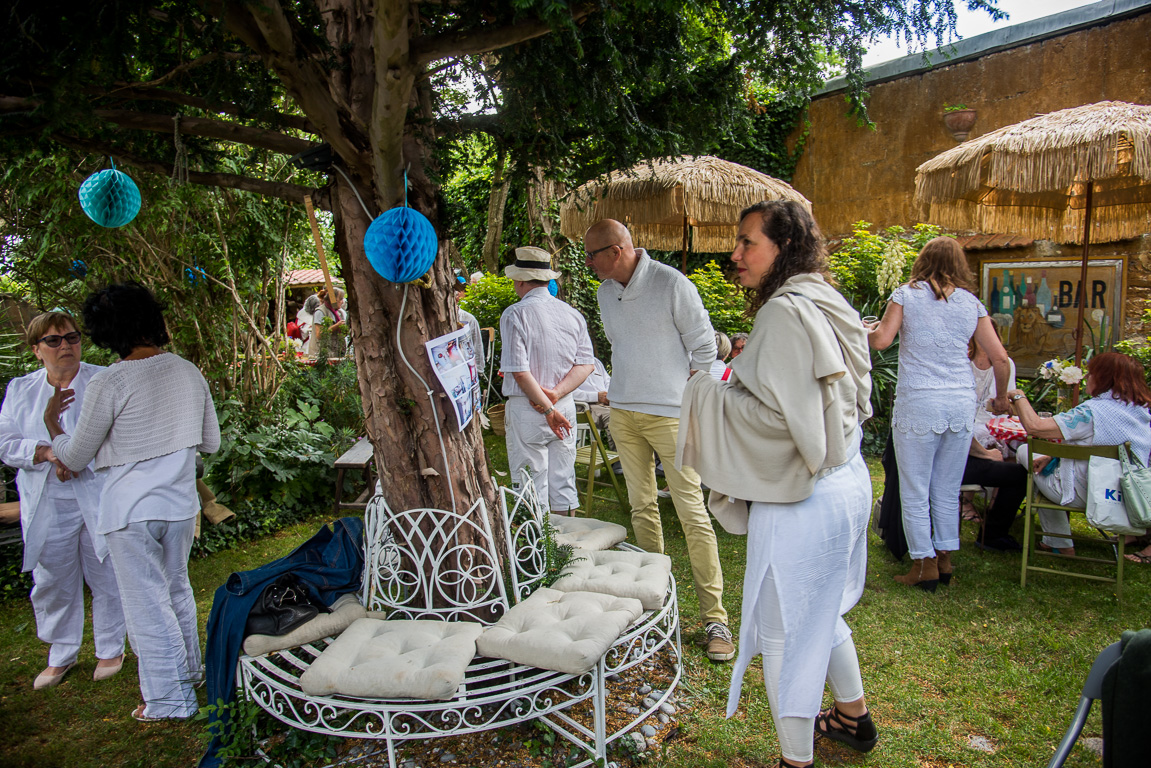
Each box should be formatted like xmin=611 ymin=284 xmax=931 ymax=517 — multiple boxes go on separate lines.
xmin=868 ymin=237 xmax=1011 ymax=590
xmin=677 ymin=200 xmax=878 ymax=767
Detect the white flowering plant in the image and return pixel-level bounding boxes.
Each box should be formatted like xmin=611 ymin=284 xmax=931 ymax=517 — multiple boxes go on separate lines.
xmin=1039 ymin=358 xmax=1084 ymax=385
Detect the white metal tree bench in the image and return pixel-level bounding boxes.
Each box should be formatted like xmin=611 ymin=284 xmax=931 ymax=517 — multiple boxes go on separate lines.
xmin=237 ymin=477 xmax=681 ymax=768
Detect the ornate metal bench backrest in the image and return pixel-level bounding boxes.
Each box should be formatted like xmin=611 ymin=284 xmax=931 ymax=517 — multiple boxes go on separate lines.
xmin=362 ymin=495 xmax=510 ymax=624
xmin=499 ymin=468 xmax=551 ymax=603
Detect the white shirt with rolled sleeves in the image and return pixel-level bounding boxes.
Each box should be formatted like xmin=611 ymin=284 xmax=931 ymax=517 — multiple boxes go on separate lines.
xmin=500 ymin=288 xmax=596 ymax=396
xmin=499 ymin=287 xmax=596 ymax=510
xmin=596 ymin=250 xmax=716 ymax=417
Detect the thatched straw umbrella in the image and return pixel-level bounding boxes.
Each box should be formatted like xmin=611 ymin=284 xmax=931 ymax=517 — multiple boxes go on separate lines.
xmin=915 ymin=101 xmax=1151 ymax=382
xmin=559 ymin=156 xmax=811 ymax=270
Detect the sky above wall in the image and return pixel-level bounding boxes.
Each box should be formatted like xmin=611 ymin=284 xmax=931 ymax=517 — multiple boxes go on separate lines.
xmin=862 ymin=0 xmax=1098 ymax=65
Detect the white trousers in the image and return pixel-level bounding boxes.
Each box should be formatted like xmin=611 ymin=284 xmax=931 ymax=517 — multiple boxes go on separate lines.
xmin=105 ymin=517 xmax=200 ymax=719
xmin=1015 ymin=445 xmax=1083 ymax=550
xmin=894 ymin=426 xmax=971 ymax=558
xmin=31 ymin=496 xmax=125 ymax=667
xmin=758 ymin=566 xmax=866 ymax=763
xmin=505 ymin=395 xmax=578 ymax=511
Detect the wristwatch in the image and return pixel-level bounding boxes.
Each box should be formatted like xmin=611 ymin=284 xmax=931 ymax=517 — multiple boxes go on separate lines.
xmin=1009 ymin=394 xmax=1026 ymax=402
xmin=542 ymin=405 xmax=555 ymax=416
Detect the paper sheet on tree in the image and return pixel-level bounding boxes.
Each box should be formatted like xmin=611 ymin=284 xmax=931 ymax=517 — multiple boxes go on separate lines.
xmin=425 ymin=327 xmax=481 ymax=431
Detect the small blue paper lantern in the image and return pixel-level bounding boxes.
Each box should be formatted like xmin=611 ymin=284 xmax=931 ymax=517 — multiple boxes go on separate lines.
xmin=185 ymin=266 xmax=207 ymax=287
xmin=363 ymin=206 xmax=438 ymax=283
xmin=78 ymin=161 xmax=141 ymax=228
xmin=548 ymin=279 xmax=558 ymax=296
xmin=69 ymin=260 xmax=88 ymax=279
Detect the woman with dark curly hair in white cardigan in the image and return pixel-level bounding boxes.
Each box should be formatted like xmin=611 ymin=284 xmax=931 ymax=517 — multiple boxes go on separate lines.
xmin=45 ymin=282 xmax=219 ymax=722
xmin=677 ymin=201 xmax=877 ymax=767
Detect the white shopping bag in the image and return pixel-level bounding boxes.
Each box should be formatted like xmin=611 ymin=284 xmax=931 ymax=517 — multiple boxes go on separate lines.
xmin=1086 ymin=456 xmax=1146 ymax=536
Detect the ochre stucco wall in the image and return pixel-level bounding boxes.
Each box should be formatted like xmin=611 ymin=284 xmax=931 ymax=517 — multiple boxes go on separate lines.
xmin=791 ymin=12 xmax=1151 ymax=239
xmin=790 ymin=12 xmax=1151 ymax=343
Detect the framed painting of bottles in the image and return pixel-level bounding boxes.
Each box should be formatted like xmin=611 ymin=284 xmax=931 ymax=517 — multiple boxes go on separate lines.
xmin=980 ymin=259 xmax=1124 ymax=375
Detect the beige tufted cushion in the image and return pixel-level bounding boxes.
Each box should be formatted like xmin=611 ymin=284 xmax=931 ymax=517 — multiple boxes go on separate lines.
xmin=476 ymin=588 xmax=643 ymax=675
xmin=300 ymin=618 xmax=483 ymax=700
xmin=242 ymin=593 xmax=369 ymax=657
xmin=549 ymin=514 xmax=627 ymax=550
xmin=549 ymin=550 xmax=672 ymax=610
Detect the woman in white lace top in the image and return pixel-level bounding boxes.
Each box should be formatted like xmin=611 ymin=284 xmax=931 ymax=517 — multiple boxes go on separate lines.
xmin=868 ymin=238 xmax=1010 ymax=590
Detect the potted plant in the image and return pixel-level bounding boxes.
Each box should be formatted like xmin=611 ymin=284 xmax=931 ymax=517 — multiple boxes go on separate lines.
xmin=943 ymin=103 xmax=977 ymax=141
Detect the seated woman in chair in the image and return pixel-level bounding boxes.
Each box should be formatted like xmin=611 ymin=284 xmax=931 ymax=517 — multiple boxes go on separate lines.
xmin=1007 ymin=352 xmax=1151 ymax=556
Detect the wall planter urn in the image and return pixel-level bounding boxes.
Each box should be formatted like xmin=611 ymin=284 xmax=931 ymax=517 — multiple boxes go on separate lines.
xmin=943 ymin=108 xmax=977 ymax=141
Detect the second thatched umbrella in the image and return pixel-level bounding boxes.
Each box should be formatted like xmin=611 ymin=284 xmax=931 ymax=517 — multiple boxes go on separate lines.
xmin=559 ymin=155 xmax=810 ymax=270
xmin=915 ymin=101 xmax=1151 ymax=378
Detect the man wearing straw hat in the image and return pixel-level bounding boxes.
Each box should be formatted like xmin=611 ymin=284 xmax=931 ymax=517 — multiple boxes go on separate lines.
xmin=499 ymin=246 xmax=596 ymax=514
xmin=583 ymin=219 xmax=733 ymax=663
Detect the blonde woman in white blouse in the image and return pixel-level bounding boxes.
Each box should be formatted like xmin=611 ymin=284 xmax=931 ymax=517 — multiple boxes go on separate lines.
xmin=45 ymin=283 xmax=219 ymax=722
xmin=0 ymin=311 xmax=125 ymax=690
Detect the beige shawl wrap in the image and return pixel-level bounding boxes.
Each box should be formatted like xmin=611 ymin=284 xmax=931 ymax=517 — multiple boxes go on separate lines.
xmin=675 ymin=274 xmax=872 ymax=532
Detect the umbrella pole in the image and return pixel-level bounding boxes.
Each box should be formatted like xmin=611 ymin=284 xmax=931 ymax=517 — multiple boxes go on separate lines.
xmin=680 ymin=215 xmax=689 ymax=272
xmin=1071 ymin=182 xmax=1094 ymax=407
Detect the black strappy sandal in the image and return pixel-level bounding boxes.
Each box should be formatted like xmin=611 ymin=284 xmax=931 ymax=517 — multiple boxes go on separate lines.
xmin=779 ymin=758 xmax=811 ymax=768
xmin=813 ymin=705 xmax=879 ymax=753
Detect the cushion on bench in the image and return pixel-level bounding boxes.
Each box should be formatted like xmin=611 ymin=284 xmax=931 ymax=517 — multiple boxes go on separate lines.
xmin=476 ymin=587 xmax=643 ymax=675
xmin=549 ymin=550 xmax=672 ymax=611
xmin=549 ymin=514 xmax=627 ymax=551
xmin=300 ymin=618 xmax=483 ymax=700
xmin=243 ymin=593 xmax=369 ymax=657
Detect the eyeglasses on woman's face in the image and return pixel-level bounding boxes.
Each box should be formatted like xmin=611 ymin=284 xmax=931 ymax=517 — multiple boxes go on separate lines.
xmin=36 ymin=331 xmax=82 ymax=348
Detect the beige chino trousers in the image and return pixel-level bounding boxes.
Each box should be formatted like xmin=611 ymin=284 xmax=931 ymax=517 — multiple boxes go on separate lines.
xmin=610 ymin=407 xmax=727 ymax=626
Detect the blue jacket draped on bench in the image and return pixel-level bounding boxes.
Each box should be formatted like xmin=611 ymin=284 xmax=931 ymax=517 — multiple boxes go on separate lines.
xmin=199 ymin=516 xmax=365 ymax=768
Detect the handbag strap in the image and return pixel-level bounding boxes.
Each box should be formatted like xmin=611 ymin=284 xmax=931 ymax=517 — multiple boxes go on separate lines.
xmin=1118 ymin=442 xmax=1143 ymax=474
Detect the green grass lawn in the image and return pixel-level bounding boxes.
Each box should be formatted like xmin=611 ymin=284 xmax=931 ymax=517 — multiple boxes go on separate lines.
xmin=1 ymin=438 xmax=1142 ymax=768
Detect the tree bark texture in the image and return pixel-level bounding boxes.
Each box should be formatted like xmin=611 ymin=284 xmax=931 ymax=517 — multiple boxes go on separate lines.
xmin=219 ymin=0 xmax=497 ymax=517
xmin=482 ymin=148 xmax=511 ymax=273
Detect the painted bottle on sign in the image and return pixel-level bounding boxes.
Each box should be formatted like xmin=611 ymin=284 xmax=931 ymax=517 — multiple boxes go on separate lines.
xmin=1000 ymin=270 xmax=1015 ymax=314
xmin=1036 ymin=271 xmax=1053 ymax=316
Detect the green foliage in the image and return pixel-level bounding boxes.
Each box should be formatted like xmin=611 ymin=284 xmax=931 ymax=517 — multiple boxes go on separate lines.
xmin=829 ymin=221 xmax=945 ymax=312
xmin=194 ymin=360 xmax=362 ymax=558
xmin=459 ymin=274 xmax=519 ymax=362
xmin=198 ymin=696 xmax=342 ymax=768
xmin=687 ymin=261 xmax=752 ymax=337
xmin=709 ymin=87 xmax=809 ymax=182
xmin=828 ymin=222 xmax=945 ymax=452
xmin=554 ymin=245 xmax=608 ymax=360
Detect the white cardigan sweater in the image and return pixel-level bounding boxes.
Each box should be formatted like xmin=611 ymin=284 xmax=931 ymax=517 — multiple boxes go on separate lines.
xmin=53 ymin=353 xmax=220 ymax=471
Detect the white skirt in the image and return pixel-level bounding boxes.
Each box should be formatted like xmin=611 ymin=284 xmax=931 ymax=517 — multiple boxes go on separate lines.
xmin=727 ymin=449 xmax=872 ymax=719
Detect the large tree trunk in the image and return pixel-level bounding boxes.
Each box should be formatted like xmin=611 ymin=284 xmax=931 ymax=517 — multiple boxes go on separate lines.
xmin=314 ymin=0 xmax=496 ymax=517
xmin=482 ymin=147 xmax=511 ymax=273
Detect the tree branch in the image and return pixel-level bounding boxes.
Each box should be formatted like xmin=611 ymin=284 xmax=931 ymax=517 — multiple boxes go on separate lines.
xmin=220 ymin=0 xmax=371 ymax=168
xmin=52 ymin=134 xmax=320 ymax=207
xmin=93 ymin=109 xmax=315 ymax=155
xmin=410 ymin=3 xmax=597 ymax=67
xmin=101 ymin=85 xmax=316 ymax=134
xmin=136 ymin=52 xmax=259 ymax=88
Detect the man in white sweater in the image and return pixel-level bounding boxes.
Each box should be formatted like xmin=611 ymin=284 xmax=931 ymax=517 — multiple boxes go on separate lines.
xmin=583 ymin=219 xmax=733 ymax=662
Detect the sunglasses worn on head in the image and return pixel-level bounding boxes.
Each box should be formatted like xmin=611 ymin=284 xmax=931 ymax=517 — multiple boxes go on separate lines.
xmin=37 ymin=332 xmax=82 ymax=348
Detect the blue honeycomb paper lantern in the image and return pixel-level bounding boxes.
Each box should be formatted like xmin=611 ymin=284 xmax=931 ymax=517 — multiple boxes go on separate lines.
xmin=78 ymin=166 xmax=142 ymax=228
xmin=69 ymin=260 xmax=88 ymax=279
xmin=548 ymin=279 xmax=558 ymax=296
xmin=363 ymin=206 xmax=438 ymax=283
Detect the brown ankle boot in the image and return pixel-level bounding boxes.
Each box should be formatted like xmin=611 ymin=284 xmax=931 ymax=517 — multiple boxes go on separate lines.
xmin=894 ymin=557 xmax=939 ymax=592
xmin=936 ymin=550 xmax=953 ymax=586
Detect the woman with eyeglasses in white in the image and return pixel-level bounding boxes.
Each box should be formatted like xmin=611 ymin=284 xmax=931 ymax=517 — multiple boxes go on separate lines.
xmin=0 ymin=311 xmax=126 ymax=690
